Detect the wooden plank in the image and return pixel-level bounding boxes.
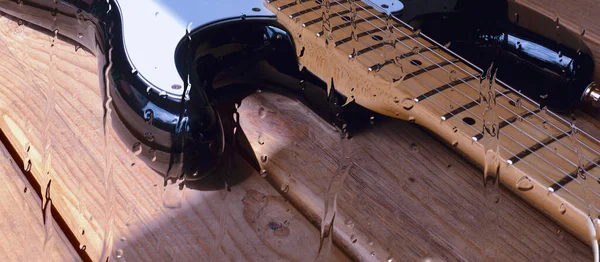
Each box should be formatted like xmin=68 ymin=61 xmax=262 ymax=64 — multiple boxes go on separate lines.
xmin=0 ymin=141 xmax=80 ymax=261
xmin=240 ymin=91 xmax=593 ymax=261
xmin=0 ymin=14 xmax=349 ymax=261
xmin=0 ymin=4 xmax=595 ymax=262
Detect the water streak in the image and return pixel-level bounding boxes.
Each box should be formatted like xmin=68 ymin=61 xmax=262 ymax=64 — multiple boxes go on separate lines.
xmin=316 ymin=132 xmax=353 ymax=261
xmin=99 ymin=17 xmax=116 ymax=262
xmin=479 ymin=65 xmax=500 ymax=261
xmin=41 ymin=180 xmax=53 ymax=261
xmin=41 ymin=8 xmax=59 ymax=257
xmin=569 ymin=119 xmax=600 ymax=261
xmin=208 ymin=182 xmax=231 ymax=262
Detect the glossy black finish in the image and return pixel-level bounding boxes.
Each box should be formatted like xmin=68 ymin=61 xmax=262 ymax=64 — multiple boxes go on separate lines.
xmin=404 ymin=0 xmax=595 ymax=112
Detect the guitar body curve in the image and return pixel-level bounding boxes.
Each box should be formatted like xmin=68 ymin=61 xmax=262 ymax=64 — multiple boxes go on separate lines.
xmin=0 ymin=0 xmax=372 ymax=179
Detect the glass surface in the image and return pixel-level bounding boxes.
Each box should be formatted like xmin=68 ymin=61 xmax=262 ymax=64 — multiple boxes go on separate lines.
xmin=0 ymin=1 xmax=596 ymax=261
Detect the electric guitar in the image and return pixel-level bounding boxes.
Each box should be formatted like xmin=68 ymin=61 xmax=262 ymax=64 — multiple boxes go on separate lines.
xmin=2 ymin=0 xmax=600 ymax=256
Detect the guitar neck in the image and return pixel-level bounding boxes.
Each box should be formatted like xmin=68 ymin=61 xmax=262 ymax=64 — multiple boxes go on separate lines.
xmin=265 ymin=0 xmax=600 ymax=245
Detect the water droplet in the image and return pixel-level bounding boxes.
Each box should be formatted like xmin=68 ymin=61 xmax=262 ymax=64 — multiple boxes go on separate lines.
xmin=370 ymin=252 xmax=376 ymax=257
xmin=149 ymin=149 xmax=157 ymax=162
xmin=17 ymin=20 xmax=23 ymax=26
xmin=24 ymin=158 xmax=31 ymax=171
xmin=542 ymin=121 xmax=550 ymax=129
xmin=146 ymin=86 xmax=153 ymax=94
xmin=281 ymin=184 xmax=289 ymax=193
xmin=154 ymin=12 xmax=159 ymax=17
xmin=514 ymin=98 xmax=522 ymax=108
xmin=144 ymin=132 xmax=155 ymax=142
xmin=260 ymin=169 xmax=268 ymax=178
xmin=23 ymin=187 xmax=28 ymax=193
xmin=171 ymin=84 xmax=182 ymax=90
xmin=132 ymin=142 xmax=142 ymax=156
xmin=115 ymin=249 xmax=123 ymax=259
xmin=448 ymin=70 xmax=457 ymax=81
xmin=370 ymin=116 xmax=375 ymax=125
xmin=516 ymin=176 xmax=534 ymax=191
xmin=258 ymin=133 xmax=265 ymax=145
xmin=345 ymin=219 xmax=354 ymax=228
xmin=144 ymin=109 xmax=154 ymax=124
xmin=558 ymin=203 xmax=567 ymax=214
xmin=258 ymin=107 xmax=266 ymax=118
xmin=120 ymin=237 xmax=126 ymax=242
xmin=261 ymin=155 xmax=268 ymax=163
xmin=452 ymin=140 xmax=458 ymax=147
xmin=80 ymin=244 xmax=86 ymax=251
xmin=387 ymin=257 xmax=395 ymax=262
xmin=402 ymin=98 xmax=414 ymax=110
xmin=540 ymin=93 xmax=548 ymax=99
xmin=159 ymin=91 xmax=168 ymax=99
xmin=351 ymin=235 xmax=358 ymax=243
xmin=409 ymin=143 xmax=418 ymax=152
xmin=77 ymin=33 xmax=83 ymax=39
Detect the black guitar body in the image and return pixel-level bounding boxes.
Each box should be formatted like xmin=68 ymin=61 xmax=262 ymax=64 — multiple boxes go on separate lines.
xmin=106 ymin=4 xmax=372 ymax=182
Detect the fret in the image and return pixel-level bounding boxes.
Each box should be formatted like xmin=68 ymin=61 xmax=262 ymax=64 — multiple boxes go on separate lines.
xmin=440 ymin=90 xmax=512 ymax=121
xmin=404 ymin=59 xmax=459 ymax=81
xmin=303 ymin=6 xmax=375 ymax=27
xmin=414 ymin=75 xmax=478 ymax=103
xmin=549 ymin=157 xmax=600 ymax=192
xmin=277 ymin=0 xmax=313 ymax=11
xmin=368 ymin=46 xmax=440 ymax=71
xmin=265 ymin=0 xmax=600 ymax=244
xmin=507 ymin=131 xmax=572 ymax=165
xmin=330 ymin=14 xmax=385 ymax=33
xmin=290 ymin=0 xmax=353 ymax=18
xmin=352 ymin=33 xmax=416 ymax=57
xmin=472 ymin=109 xmax=541 ymax=142
xmin=277 ymin=2 xmax=297 ymax=11
xmin=335 ymin=23 xmax=400 ymax=46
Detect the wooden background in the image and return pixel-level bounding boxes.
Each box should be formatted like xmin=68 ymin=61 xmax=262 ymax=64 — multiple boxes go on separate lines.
xmin=1 ymin=0 xmax=600 ymax=260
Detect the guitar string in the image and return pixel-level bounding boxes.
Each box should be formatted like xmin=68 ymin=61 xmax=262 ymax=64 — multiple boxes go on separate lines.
xmin=284 ymin=0 xmax=593 ymax=200
xmin=285 ymin=0 xmax=600 ymax=206
xmin=336 ymin=1 xmax=600 ymax=202
xmin=328 ymin=0 xmax=600 ymax=179
xmin=351 ymin=0 xmax=600 ymax=163
xmin=317 ymin=0 xmax=600 ymax=180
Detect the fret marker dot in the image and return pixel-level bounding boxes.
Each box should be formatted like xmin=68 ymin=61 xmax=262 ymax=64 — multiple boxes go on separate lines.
xmin=410 ymin=60 xmax=422 ymax=66
xmin=462 ymin=117 xmax=476 ymax=125
xmin=372 ymin=35 xmax=383 ymax=41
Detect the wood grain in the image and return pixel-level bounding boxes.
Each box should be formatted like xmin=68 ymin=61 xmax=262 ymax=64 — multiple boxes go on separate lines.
xmin=240 ymin=91 xmax=592 ymax=261
xmin=0 ymin=2 xmax=597 ymax=262
xmin=0 ymin=14 xmax=349 ymax=261
xmin=0 ymin=139 xmax=80 ymax=261
xmin=265 ymin=0 xmax=600 ymax=247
